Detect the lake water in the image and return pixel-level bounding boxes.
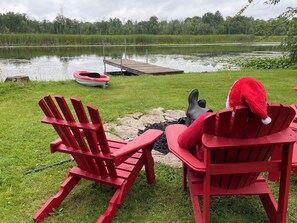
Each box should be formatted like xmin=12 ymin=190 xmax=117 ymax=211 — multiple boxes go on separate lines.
xmin=0 ymin=43 xmax=282 ymax=82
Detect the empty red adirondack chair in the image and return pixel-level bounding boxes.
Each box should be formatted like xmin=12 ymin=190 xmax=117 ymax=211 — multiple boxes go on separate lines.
xmin=166 ymin=103 xmax=296 ymax=223
xmin=33 ymin=95 xmax=163 ymax=223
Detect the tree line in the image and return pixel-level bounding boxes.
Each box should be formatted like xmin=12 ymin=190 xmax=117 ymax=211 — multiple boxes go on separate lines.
xmin=0 ymin=11 xmax=291 ymax=36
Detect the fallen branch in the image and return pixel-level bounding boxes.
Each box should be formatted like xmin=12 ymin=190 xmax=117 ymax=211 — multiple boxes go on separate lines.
xmin=23 ymin=159 xmax=74 ymax=175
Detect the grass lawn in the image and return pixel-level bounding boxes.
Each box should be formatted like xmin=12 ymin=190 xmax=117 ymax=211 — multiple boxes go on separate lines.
xmin=1 ymin=69 xmax=297 ymax=222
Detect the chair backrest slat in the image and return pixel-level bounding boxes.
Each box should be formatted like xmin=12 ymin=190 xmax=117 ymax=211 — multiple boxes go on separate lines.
xmin=87 ymin=105 xmax=117 ymax=177
xmin=207 ymin=111 xmax=232 ymax=187
xmin=222 ymin=107 xmax=250 ymax=189
xmin=71 ymin=98 xmax=100 ymax=153
xmin=235 ymin=112 xmax=264 ymax=189
xmin=87 ymin=105 xmax=109 ymax=153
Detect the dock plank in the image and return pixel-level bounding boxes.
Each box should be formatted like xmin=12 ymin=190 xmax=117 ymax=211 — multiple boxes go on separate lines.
xmin=104 ymin=59 xmax=184 ymax=75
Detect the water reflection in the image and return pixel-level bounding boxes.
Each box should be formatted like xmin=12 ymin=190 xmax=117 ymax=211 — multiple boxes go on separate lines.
xmin=0 ymin=44 xmax=282 ymax=82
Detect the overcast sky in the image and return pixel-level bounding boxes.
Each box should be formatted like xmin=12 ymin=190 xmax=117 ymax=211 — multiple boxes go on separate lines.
xmin=0 ymin=0 xmax=296 ymax=22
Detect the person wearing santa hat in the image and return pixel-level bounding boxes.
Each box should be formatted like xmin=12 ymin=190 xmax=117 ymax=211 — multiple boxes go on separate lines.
xmin=178 ymin=76 xmax=272 ymax=161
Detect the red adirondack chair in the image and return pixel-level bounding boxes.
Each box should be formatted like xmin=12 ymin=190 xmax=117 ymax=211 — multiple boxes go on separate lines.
xmin=269 ymin=104 xmax=297 ymax=181
xmin=166 ymin=103 xmax=296 ymax=223
xmin=33 ymin=95 xmax=163 ymax=223
xmin=289 ymin=104 xmax=297 ymax=129
xmin=290 ymin=104 xmax=297 ymax=174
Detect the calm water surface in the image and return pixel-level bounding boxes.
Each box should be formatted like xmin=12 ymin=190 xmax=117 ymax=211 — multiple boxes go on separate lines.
xmin=0 ymin=43 xmax=281 ymax=82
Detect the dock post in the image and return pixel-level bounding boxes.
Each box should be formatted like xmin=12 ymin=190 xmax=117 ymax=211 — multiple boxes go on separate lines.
xmin=103 ymin=42 xmax=105 ymax=60
xmin=103 ymin=42 xmax=106 ymax=74
xmin=124 ymin=39 xmax=127 ymax=59
xmin=120 ymin=57 xmax=123 ymax=75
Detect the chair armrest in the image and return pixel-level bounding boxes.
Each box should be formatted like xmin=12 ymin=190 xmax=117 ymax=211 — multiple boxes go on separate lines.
xmin=49 ymin=137 xmax=63 ymax=153
xmin=111 ymin=129 xmax=163 ymax=161
xmin=202 ymin=128 xmax=296 ymax=150
xmin=165 ymin=124 xmax=206 ymax=172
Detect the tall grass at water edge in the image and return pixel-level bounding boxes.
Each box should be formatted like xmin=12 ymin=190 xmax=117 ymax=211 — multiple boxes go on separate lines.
xmin=0 ymin=34 xmax=284 ymax=46
xmin=1 ymin=69 xmax=297 ymax=222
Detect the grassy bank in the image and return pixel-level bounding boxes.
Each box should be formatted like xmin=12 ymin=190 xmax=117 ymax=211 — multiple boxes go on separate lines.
xmin=1 ymin=69 xmax=297 ymax=222
xmin=0 ymin=34 xmax=285 ymax=47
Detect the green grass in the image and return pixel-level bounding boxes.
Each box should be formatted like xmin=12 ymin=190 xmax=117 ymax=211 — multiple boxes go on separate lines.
xmin=1 ymin=69 xmax=297 ymax=222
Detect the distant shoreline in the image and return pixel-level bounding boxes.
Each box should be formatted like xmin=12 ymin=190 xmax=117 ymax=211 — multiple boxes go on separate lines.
xmin=0 ymin=34 xmax=284 ymax=47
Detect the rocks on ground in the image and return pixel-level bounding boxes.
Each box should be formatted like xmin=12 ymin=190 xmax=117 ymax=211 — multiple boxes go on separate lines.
xmin=103 ymin=108 xmax=185 ymax=168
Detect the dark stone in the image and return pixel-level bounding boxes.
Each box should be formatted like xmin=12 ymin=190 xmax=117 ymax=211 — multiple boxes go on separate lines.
xmin=138 ymin=121 xmax=177 ymax=154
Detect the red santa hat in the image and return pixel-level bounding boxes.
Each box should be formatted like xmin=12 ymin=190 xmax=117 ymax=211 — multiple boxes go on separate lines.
xmin=226 ymin=77 xmax=272 ymax=125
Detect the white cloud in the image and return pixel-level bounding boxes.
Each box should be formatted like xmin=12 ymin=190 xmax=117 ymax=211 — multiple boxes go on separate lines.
xmin=0 ymin=0 xmax=296 ymax=22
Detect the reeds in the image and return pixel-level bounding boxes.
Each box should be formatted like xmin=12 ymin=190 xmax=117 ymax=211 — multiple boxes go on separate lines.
xmin=0 ymin=34 xmax=283 ymax=46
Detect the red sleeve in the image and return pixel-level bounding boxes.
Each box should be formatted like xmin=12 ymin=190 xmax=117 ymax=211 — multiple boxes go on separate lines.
xmin=177 ymin=112 xmax=212 ymax=149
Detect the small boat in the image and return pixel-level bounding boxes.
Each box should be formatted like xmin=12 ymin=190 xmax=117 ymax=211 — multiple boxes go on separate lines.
xmin=73 ymin=71 xmax=110 ymax=88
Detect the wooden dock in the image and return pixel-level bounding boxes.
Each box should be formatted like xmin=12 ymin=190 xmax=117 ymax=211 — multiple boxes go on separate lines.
xmin=103 ymin=59 xmax=184 ymax=75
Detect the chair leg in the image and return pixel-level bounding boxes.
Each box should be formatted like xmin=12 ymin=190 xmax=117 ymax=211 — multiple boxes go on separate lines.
xmin=33 ymin=174 xmax=81 ymax=222
xmin=98 ymin=156 xmax=146 ymax=222
xmin=142 ymin=146 xmax=155 ymax=184
xmin=97 ymin=190 xmax=122 ymax=223
xmin=182 ymin=163 xmax=188 ymax=191
xmin=188 ymin=183 xmax=203 ymax=223
xmin=275 ymin=144 xmax=293 ymax=223
xmin=202 ymin=174 xmax=211 ymax=223
xmin=268 ymin=148 xmax=282 ymax=182
xmin=259 ymin=193 xmax=277 ymax=223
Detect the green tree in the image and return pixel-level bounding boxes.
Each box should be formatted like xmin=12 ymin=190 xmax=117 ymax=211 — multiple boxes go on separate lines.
xmin=166 ymin=19 xmax=183 ymax=35
xmin=95 ymin=20 xmax=108 ymax=35
xmin=123 ymin=20 xmax=135 ymax=34
xmin=225 ymin=16 xmax=254 ymax=34
xmin=148 ymin=16 xmax=160 ymax=34
xmin=242 ymin=0 xmax=297 ymax=62
xmin=184 ymin=16 xmax=202 ymax=34
xmin=283 ymin=18 xmax=297 ymax=62
xmin=81 ymin=22 xmax=96 ymax=34
xmin=107 ymin=18 xmax=122 ymax=34
xmin=53 ymin=14 xmax=66 ymax=34
xmin=1 ymin=12 xmax=29 ymax=33
xmin=202 ymin=11 xmax=224 ymax=34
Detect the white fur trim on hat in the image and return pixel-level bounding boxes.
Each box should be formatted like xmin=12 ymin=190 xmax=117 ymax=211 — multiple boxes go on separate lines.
xmin=226 ymin=95 xmax=230 ymax=108
xmin=262 ymin=116 xmax=272 ymax=125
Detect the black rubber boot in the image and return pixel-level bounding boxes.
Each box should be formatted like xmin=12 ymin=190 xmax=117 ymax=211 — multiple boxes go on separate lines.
xmin=198 ymin=99 xmax=206 ymax=108
xmin=185 ymin=89 xmax=212 ymax=126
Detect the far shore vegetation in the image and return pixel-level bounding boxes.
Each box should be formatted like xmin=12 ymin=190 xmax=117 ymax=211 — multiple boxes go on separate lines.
xmin=0 ymin=11 xmax=290 ymax=36
xmin=0 ymin=34 xmax=285 ymax=47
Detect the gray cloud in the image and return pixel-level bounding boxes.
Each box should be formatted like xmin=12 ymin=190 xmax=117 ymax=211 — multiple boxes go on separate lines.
xmin=0 ymin=0 xmax=295 ymax=21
